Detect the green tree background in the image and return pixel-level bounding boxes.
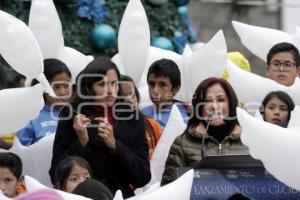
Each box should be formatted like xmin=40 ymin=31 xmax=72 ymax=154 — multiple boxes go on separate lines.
xmin=0 ymin=0 xmax=195 ymax=85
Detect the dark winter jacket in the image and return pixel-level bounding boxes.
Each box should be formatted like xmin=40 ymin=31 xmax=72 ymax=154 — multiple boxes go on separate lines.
xmin=161 ymin=126 xmax=249 ymax=186
xmin=49 ymin=107 xmax=151 ymax=198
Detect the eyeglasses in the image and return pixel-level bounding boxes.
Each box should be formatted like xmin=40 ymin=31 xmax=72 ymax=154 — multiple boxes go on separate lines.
xmin=269 ymin=61 xmax=296 ymax=71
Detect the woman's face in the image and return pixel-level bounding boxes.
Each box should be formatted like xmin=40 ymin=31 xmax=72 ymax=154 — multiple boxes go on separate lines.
xmin=201 ymin=83 xmax=229 ymax=126
xmin=64 ymin=164 xmax=91 ymax=193
xmin=264 ymin=96 xmax=289 ymax=126
xmin=45 ymin=72 xmax=71 ymax=106
xmin=92 ymin=69 xmax=119 ymax=108
xmin=120 ymin=82 xmax=138 ymax=109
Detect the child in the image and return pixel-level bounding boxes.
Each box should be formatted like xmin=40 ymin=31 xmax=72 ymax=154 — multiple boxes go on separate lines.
xmin=142 ymin=59 xmax=189 ymax=128
xmin=17 ymin=59 xmax=72 ymax=146
xmin=261 ymin=91 xmax=295 ymax=127
xmin=54 ymin=156 xmax=93 ymax=193
xmin=0 ymin=152 xmax=26 ymax=198
xmin=266 ymin=42 xmax=300 ymax=86
xmin=72 ymin=179 xmax=113 ymax=200
xmin=119 ymin=75 xmax=162 ymax=160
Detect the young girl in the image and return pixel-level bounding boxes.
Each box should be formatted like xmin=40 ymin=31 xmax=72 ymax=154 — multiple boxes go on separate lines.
xmin=261 ymin=91 xmax=295 ymax=127
xmin=119 ymin=75 xmax=162 ymax=160
xmin=54 ymin=156 xmax=93 ymax=193
xmin=17 ymin=59 xmax=72 ymax=146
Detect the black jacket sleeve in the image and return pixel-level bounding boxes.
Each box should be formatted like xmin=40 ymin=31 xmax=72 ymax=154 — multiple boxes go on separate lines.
xmin=109 ymin=118 xmax=151 ymax=188
xmin=49 ymin=108 xmax=92 ymax=184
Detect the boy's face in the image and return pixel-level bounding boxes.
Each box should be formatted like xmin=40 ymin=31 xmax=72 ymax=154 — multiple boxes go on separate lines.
xmin=267 ymin=52 xmax=300 ymax=86
xmin=0 ymin=167 xmax=21 ymax=198
xmin=148 ymin=74 xmax=179 ymax=107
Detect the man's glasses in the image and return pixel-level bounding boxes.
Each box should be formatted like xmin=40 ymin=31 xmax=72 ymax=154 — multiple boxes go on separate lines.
xmin=269 ymin=61 xmax=296 ymax=71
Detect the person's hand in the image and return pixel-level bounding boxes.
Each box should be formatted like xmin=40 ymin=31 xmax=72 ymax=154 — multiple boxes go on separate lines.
xmin=96 ymin=118 xmax=116 ymax=150
xmin=73 ymin=114 xmax=91 ymax=147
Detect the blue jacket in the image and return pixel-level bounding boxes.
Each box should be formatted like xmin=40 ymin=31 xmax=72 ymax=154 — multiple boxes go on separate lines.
xmin=17 ymin=105 xmax=60 ymax=146
xmin=142 ymin=102 xmax=189 ymax=128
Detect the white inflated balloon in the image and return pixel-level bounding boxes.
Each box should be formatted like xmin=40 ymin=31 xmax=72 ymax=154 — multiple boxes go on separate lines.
xmin=0 ymin=10 xmax=43 ymax=80
xmin=24 ymin=176 xmax=92 ymax=200
xmin=29 ymin=0 xmax=93 ymax=84
xmin=113 ymin=190 xmax=124 ymax=200
xmin=118 ymin=0 xmax=150 ymax=85
xmin=226 ymin=60 xmax=300 ymax=108
xmin=254 ymin=110 xmax=264 ymax=121
xmin=150 ymin=105 xmax=187 ymax=184
xmin=237 ymin=107 xmax=300 ymax=191
xmin=186 ymin=30 xmax=227 ymax=98
xmin=57 ymin=47 xmax=93 ymax=84
xmin=0 ymin=10 xmax=55 ymax=96
xmin=10 ymin=134 xmax=54 ymax=186
xmin=111 ymin=54 xmax=126 ymax=75
xmin=127 ymin=170 xmax=193 ymax=200
xmin=29 ymin=0 xmax=63 ymax=58
xmin=0 ymin=84 xmax=44 ymax=135
xmin=232 ymin=21 xmax=292 ymax=62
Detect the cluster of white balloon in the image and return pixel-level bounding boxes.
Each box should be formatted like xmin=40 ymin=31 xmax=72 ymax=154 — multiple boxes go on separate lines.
xmin=231 ymin=21 xmax=300 ymax=192
xmin=1 ymin=0 xmax=300 ymax=198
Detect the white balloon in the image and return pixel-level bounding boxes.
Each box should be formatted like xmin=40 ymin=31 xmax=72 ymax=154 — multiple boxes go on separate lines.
xmin=150 ymin=105 xmax=187 ymax=184
xmin=226 ymin=60 xmax=300 ymax=109
xmin=232 ymin=20 xmax=292 ymax=62
xmin=111 ymin=54 xmax=127 ymax=75
xmin=126 ymin=170 xmax=193 ymax=200
xmin=134 ymin=182 xmax=160 ymax=196
xmin=113 ymin=190 xmax=124 ymax=200
xmin=0 ymin=84 xmax=44 ymax=135
xmin=0 ymin=10 xmax=43 ymax=79
xmin=24 ymin=176 xmax=92 ymax=200
xmin=29 ymin=0 xmax=64 ymax=58
xmin=237 ymin=107 xmax=300 ymax=191
xmin=190 ymin=41 xmax=205 ymax=51
xmin=254 ymin=110 xmax=264 ymax=121
xmin=10 ymin=134 xmax=54 ymax=186
xmin=57 ymin=47 xmax=93 ymax=84
xmin=29 ymin=0 xmax=94 ymax=85
xmin=186 ymin=30 xmax=227 ymax=98
xmin=118 ymin=0 xmax=150 ymax=85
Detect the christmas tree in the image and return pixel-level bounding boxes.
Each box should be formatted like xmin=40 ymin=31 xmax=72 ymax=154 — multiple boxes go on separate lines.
xmin=0 ymin=0 xmax=197 ymax=84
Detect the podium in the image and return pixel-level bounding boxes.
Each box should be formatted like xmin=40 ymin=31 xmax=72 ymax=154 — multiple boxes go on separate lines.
xmin=177 ymin=155 xmax=300 ymax=200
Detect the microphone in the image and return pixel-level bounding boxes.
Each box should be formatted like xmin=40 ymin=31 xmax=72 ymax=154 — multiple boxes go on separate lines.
xmin=201 ymin=114 xmax=213 ymax=159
